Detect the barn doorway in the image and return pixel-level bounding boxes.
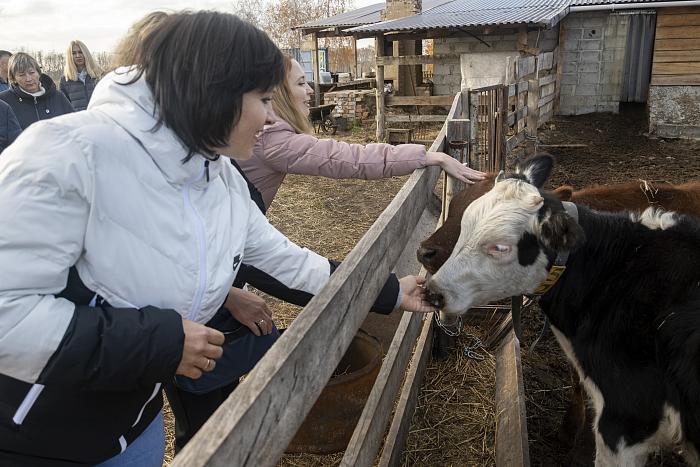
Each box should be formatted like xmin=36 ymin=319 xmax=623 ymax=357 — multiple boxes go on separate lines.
xmin=620 ymin=11 xmax=657 ymax=103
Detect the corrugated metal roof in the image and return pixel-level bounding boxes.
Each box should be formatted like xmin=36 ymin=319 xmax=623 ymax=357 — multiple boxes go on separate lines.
xmin=348 ymin=0 xmax=570 ymax=33
xmin=298 ymin=0 xmax=453 ymax=30
xmin=339 ymin=0 xmax=693 ymax=35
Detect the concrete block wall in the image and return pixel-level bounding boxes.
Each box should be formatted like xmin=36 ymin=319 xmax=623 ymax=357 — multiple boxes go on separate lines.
xmin=558 ymin=12 xmax=629 ymax=115
xmin=433 ymin=27 xmax=559 ymax=95
xmin=648 ymin=86 xmax=700 ymax=139
xmin=323 ymin=90 xmax=376 ymax=122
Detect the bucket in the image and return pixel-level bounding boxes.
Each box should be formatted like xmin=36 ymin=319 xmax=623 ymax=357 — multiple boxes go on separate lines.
xmin=286 ymin=329 xmax=382 ymax=454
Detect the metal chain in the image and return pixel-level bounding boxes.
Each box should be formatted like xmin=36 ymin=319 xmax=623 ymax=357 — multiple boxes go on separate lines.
xmin=463 ymin=333 xmax=484 ymax=361
xmin=434 ymin=313 xmax=463 ymax=337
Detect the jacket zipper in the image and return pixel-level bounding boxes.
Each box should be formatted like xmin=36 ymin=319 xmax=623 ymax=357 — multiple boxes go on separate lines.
xmin=12 ymin=384 xmax=44 ymax=425
xmin=183 ymin=163 xmax=208 ymax=321
xmin=33 ymin=97 xmax=40 ymax=122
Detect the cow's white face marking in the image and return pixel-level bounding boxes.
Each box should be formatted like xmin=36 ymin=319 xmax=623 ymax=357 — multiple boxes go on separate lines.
xmin=429 ymin=179 xmax=549 ymax=315
xmin=631 ymin=207 xmax=678 ymax=230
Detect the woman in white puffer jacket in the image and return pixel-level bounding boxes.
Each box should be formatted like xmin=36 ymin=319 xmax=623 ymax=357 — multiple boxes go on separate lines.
xmin=0 ymin=12 xmax=436 ymax=467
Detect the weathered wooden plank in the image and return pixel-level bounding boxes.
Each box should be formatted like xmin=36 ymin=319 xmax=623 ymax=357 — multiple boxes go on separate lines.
xmin=495 ymin=330 xmax=530 ymax=467
xmin=653 ymin=49 xmax=700 ymax=63
xmin=518 ymin=80 xmax=529 ymax=94
xmin=385 ymin=95 xmax=456 ymax=106
xmin=651 ymin=73 xmax=700 ymax=85
xmin=538 ymin=74 xmax=556 ymax=86
xmin=657 ymin=12 xmax=700 ymax=28
xmin=652 ymin=61 xmax=700 ymax=75
xmin=508 ymin=83 xmax=517 ymax=97
xmin=526 ymin=78 xmax=540 ymax=136
xmin=376 ymin=36 xmax=386 ymax=141
xmin=386 ymin=115 xmax=448 ymax=123
xmin=655 ymin=25 xmax=700 ymax=40
xmin=506 ymin=130 xmax=526 ymax=153
xmin=376 ymin=53 xmax=460 ymax=66
xmin=654 ymin=38 xmax=700 ymax=51
xmin=658 ymin=6 xmax=700 ymax=17
xmin=507 ymin=112 xmax=516 ymax=127
xmin=539 ymin=93 xmax=555 ymax=108
xmin=340 ymin=311 xmax=424 ymax=467
xmin=378 ymin=312 xmax=434 ymax=467
xmin=537 ymin=52 xmax=554 ymax=72
xmin=172 ymin=148 xmax=442 ymax=467
xmin=517 ymin=56 xmax=536 ymax=79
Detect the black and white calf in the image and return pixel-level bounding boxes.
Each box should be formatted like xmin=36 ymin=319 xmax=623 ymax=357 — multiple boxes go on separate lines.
xmin=427 ymin=155 xmax=700 ymax=466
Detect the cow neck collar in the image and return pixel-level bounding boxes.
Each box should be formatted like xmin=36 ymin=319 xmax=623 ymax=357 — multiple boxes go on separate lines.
xmin=532 ymin=201 xmax=579 ymax=296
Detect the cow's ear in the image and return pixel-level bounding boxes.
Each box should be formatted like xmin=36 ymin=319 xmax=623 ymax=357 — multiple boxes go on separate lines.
xmin=515 ymin=154 xmax=554 ymax=188
xmin=553 ymin=185 xmax=574 ymax=201
xmin=539 ymin=210 xmax=585 ymax=252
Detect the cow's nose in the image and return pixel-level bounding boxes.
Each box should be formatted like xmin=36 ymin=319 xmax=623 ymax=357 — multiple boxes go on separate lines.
xmin=424 ymin=285 xmax=445 ymax=309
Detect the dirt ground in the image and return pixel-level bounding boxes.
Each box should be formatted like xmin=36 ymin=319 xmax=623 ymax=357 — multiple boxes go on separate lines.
xmin=164 ymin=105 xmax=700 ymax=466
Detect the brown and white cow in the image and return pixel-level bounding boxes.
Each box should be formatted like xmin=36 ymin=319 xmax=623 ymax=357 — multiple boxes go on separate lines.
xmin=426 ymin=155 xmax=700 ymax=466
xmin=418 ymin=174 xmax=700 ymax=274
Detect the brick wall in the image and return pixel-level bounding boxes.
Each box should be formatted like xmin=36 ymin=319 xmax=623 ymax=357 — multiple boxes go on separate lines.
xmin=558 ymin=12 xmax=629 ymax=115
xmin=323 ymin=90 xmax=376 ymax=122
xmin=432 ymin=27 xmax=559 ymax=95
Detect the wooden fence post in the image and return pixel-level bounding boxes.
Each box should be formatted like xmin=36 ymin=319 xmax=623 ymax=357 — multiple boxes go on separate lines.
xmin=376 ymin=35 xmax=386 ymax=141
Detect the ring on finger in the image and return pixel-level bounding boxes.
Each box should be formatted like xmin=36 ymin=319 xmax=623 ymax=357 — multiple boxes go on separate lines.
xmin=204 ymin=358 xmax=212 ymax=371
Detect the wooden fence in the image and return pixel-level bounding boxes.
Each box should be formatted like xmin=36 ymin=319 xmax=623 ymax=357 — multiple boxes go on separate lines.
xmin=172 ymin=90 xmax=529 ymax=467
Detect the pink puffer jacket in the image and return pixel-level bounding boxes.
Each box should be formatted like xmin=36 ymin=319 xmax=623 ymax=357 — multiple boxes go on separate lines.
xmin=237 ymin=119 xmax=427 ymax=209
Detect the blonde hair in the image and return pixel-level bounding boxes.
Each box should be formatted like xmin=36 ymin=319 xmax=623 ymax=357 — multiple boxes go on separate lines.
xmin=272 ymin=56 xmax=313 ymax=134
xmin=64 ymin=40 xmax=102 ymax=81
xmin=110 ymin=11 xmax=169 ymax=71
xmin=8 ymin=52 xmax=41 ymax=84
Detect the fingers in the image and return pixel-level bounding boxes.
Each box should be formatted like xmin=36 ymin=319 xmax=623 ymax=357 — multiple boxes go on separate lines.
xmin=207 ymin=327 xmax=225 ymax=346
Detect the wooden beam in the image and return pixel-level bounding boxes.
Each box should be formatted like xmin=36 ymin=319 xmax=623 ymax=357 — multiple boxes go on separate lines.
xmin=653 ymin=62 xmax=700 ymax=75
xmin=340 ymin=311 xmax=424 ymax=466
xmin=313 ymin=33 xmax=321 ymax=107
xmin=655 ymin=25 xmax=700 ymax=40
xmin=658 ymin=6 xmax=700 ymax=15
xmin=495 ymin=330 xmax=530 ymax=467
xmin=353 ymin=36 xmax=358 ymax=79
xmin=376 ymin=53 xmax=459 ymax=66
xmin=654 ymin=38 xmax=700 ymax=51
xmin=657 ymin=12 xmax=700 ymax=27
xmin=653 ymin=49 xmax=700 ymax=63
xmin=385 ymin=95 xmax=456 ymax=106
xmin=386 ymin=115 xmax=447 ymax=123
xmin=445 ymin=118 xmax=470 ymax=216
xmin=651 ymin=74 xmax=700 ymax=85
xmin=538 ymin=74 xmax=556 ymax=86
xmin=377 ymin=312 xmax=434 ymax=467
xmin=171 ymin=156 xmax=442 ymax=467
xmin=376 ymin=36 xmax=386 ymax=141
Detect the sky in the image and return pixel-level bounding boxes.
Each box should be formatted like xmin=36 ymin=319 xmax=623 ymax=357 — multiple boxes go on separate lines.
xmin=0 ymin=0 xmax=379 ymax=53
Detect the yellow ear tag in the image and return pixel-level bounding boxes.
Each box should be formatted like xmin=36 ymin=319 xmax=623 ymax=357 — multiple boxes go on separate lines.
xmin=533 ymin=265 xmax=566 ymax=295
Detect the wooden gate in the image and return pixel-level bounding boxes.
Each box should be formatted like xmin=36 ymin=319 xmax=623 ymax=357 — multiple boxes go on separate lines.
xmin=468 ymin=84 xmax=508 ymax=172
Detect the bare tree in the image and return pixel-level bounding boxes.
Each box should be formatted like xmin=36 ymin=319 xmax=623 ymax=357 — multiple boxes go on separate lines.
xmin=231 ymin=0 xmax=265 ymax=28
xmin=261 ymin=0 xmax=350 ymax=49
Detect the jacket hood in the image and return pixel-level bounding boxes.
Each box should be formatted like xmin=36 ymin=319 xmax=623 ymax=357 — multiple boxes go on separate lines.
xmin=88 ymin=67 xmax=223 ymax=186
xmin=10 ymin=73 xmax=57 ymax=98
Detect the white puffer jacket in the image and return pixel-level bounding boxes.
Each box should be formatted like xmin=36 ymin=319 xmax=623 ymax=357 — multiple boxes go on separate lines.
xmin=0 ymin=69 xmax=331 ymax=464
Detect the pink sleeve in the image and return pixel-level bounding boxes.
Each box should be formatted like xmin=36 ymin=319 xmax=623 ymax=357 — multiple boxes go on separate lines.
xmin=259 ymin=125 xmax=427 ymax=179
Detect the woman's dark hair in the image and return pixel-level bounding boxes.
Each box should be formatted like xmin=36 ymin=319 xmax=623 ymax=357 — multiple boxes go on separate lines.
xmin=127 ymin=11 xmax=284 ymax=160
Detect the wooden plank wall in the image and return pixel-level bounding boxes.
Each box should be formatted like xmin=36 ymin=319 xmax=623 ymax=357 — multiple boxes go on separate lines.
xmin=652 ymin=6 xmax=700 ymax=85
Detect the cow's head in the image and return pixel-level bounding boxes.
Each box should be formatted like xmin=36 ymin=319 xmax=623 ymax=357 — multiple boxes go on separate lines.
xmin=426 ymin=155 xmax=585 ymax=317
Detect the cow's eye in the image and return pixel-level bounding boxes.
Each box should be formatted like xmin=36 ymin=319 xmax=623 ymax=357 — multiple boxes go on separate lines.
xmin=486 ymin=243 xmax=512 ymax=257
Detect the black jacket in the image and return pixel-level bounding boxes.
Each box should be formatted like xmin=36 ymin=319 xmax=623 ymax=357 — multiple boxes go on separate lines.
xmin=0 ymin=74 xmax=74 ymax=130
xmin=0 ymin=268 xmax=184 ymax=466
xmin=60 ymin=74 xmax=97 ymax=111
xmin=0 ymin=100 xmax=20 ymax=153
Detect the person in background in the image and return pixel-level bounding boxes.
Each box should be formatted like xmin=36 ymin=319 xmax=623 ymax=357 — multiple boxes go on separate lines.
xmin=60 ymin=40 xmax=102 ymax=110
xmin=0 ymin=11 xmax=435 ymax=466
xmin=0 ymin=52 xmax=73 ymax=130
xmin=0 ymin=99 xmax=20 ymax=153
xmin=0 ymin=51 xmax=11 ymax=92
xmin=238 ymin=55 xmax=486 ymax=210
xmin=109 ymin=11 xmax=168 ymax=71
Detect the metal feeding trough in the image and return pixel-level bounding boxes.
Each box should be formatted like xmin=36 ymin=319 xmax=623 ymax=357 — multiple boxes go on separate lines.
xmin=286 ymin=329 xmax=382 ymax=454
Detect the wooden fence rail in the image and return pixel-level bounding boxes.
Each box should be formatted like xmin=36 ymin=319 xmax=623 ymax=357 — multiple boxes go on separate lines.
xmin=172 ymin=92 xmax=464 ymax=467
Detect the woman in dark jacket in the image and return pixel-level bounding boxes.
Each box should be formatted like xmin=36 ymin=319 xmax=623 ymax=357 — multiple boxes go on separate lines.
xmin=0 ymin=52 xmax=74 ymax=130
xmin=0 ymin=99 xmax=20 ymax=152
xmin=60 ymin=40 xmax=102 ymax=111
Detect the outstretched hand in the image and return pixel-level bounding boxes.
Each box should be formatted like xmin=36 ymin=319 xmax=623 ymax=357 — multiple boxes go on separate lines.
xmin=398 ymin=275 xmax=438 ymax=313
xmin=427 ymin=152 xmax=487 ymax=185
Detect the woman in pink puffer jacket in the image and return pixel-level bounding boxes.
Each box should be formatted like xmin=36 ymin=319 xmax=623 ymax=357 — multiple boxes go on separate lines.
xmin=236 ymin=56 xmax=486 ymax=210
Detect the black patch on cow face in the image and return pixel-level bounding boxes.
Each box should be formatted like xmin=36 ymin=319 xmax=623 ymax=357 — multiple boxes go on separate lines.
xmin=517 ymin=231 xmax=540 ymax=266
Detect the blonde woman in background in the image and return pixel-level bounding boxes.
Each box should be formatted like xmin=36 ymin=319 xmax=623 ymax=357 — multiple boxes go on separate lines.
xmin=60 ymin=40 xmax=102 ymax=110
xmin=237 ymin=56 xmax=486 ymax=210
